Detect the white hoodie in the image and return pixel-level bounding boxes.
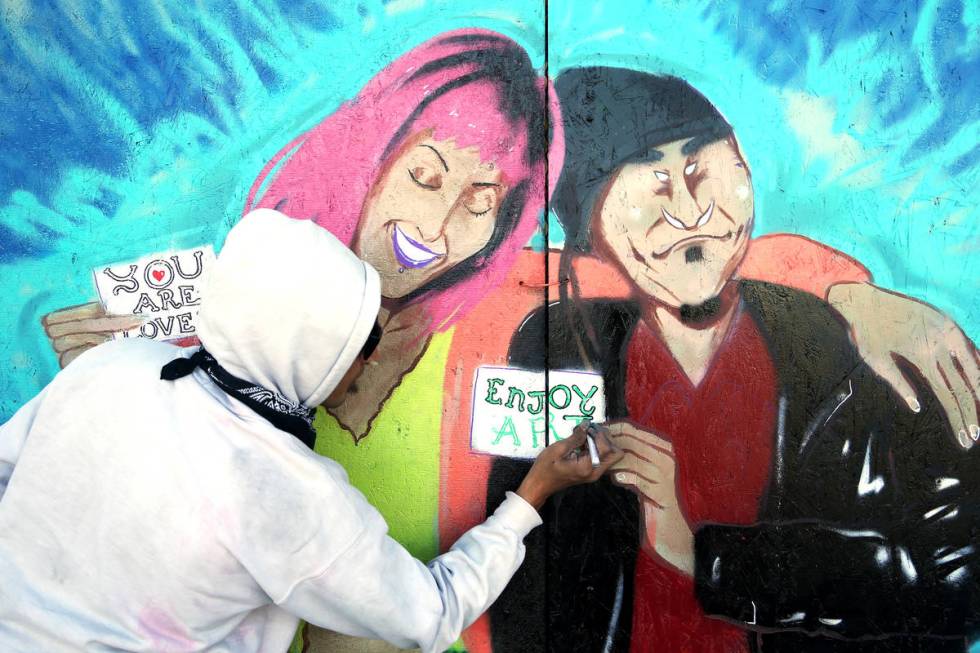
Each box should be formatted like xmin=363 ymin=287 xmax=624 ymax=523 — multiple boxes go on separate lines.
xmin=0 ymin=208 xmax=541 ymax=652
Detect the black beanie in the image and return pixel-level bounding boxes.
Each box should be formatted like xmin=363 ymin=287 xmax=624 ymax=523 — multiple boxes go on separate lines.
xmin=553 ymin=67 xmax=733 ymax=253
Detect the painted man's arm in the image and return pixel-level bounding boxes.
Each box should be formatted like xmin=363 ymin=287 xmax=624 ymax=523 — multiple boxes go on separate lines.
xmin=694 ymin=365 xmax=980 ymax=638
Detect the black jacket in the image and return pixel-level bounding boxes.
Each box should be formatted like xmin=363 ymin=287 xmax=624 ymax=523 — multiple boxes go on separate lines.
xmin=487 ymin=281 xmax=980 ymax=652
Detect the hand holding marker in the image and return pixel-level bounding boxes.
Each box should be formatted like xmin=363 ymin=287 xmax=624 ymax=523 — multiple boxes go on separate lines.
xmin=516 ymin=420 xmax=623 ymax=510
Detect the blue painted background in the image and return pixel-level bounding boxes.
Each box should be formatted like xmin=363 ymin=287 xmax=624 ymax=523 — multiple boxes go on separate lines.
xmin=1 ymin=0 xmax=977 ymax=430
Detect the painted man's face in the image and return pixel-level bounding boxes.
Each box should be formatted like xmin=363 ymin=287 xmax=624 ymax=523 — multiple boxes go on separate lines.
xmin=354 ymin=130 xmax=507 ymax=299
xmin=596 ymin=136 xmax=753 ymax=308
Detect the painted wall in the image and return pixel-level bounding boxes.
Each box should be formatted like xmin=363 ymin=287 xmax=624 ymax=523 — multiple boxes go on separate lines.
xmin=1 ymin=1 xmax=978 ymax=652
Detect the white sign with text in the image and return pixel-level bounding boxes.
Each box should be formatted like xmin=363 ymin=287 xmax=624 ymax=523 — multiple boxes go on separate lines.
xmin=94 ymin=246 xmax=215 ymax=341
xmin=470 ymin=366 xmax=606 ymax=459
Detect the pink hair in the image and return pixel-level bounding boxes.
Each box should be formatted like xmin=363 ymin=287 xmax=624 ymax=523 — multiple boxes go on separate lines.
xmin=246 ymin=29 xmax=564 ymax=331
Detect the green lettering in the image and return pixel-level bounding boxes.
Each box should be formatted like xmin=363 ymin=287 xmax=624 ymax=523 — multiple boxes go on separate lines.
xmin=548 ymin=384 xmax=572 ymax=410
xmin=484 ymin=377 xmax=504 ymax=405
xmin=572 ymin=384 xmax=598 ymax=416
xmin=505 ymin=387 xmax=526 ymax=411
xmin=530 ymin=412 xmax=562 ymax=446
xmin=526 ymin=390 xmax=546 ymax=415
xmin=491 ymin=416 xmax=521 ymax=447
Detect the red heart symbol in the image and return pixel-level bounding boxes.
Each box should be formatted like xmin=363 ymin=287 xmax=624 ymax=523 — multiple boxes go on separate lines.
xmin=152 ymin=270 xmax=165 ymax=282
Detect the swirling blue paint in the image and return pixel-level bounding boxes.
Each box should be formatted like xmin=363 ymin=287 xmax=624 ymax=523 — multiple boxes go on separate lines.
xmin=0 ymin=0 xmax=977 ymax=438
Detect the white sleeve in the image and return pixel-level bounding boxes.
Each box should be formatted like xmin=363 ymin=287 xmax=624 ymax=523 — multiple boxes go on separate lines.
xmin=0 ymin=390 xmax=46 ymax=498
xmin=278 ymin=490 xmax=542 ymax=653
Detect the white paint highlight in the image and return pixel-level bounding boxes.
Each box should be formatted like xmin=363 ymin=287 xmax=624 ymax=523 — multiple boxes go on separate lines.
xmin=858 ymin=439 xmax=885 ymax=496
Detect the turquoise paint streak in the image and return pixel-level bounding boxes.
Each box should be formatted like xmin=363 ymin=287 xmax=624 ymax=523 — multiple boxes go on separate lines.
xmin=0 ymin=0 xmax=544 ymax=417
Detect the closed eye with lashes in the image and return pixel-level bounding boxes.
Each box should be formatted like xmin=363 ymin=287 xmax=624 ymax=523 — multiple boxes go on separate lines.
xmin=409 ymin=166 xmax=442 ymax=190
xmin=464 ymin=187 xmax=496 ymax=216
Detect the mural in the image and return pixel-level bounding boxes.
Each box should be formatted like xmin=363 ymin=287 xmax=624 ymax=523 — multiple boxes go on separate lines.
xmin=1 ymin=1 xmax=978 ymax=652
xmin=483 ymin=67 xmax=980 ymax=653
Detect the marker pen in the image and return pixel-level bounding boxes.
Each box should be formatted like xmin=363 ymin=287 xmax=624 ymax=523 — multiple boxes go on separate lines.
xmin=585 ymin=424 xmax=601 ymax=469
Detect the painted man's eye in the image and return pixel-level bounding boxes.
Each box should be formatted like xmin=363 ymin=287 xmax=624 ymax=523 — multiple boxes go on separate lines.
xmin=684 ymin=162 xmax=698 ymax=176
xmin=654 ymin=170 xmax=670 ymax=183
xmin=409 ymin=166 xmax=442 ymax=190
xmin=464 ymin=187 xmax=496 ymax=216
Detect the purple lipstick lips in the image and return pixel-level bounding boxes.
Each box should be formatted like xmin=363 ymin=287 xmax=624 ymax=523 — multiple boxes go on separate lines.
xmin=392 ymin=224 xmax=444 ymax=269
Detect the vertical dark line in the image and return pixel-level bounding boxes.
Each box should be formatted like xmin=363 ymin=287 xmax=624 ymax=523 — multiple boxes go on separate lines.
xmin=542 ymin=2 xmax=552 ymax=652
xmin=540 ymin=7 xmax=551 ymax=437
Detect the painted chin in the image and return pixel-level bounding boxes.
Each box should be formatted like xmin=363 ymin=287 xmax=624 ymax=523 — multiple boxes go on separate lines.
xmin=390 ymin=223 xmax=445 ymax=271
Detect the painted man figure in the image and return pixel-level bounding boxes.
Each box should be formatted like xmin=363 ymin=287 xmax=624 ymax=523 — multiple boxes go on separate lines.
xmin=488 ymin=68 xmax=980 ymax=652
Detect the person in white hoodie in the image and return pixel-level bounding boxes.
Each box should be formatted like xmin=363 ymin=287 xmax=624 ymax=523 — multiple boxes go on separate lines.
xmin=0 ymin=208 xmax=622 ymax=653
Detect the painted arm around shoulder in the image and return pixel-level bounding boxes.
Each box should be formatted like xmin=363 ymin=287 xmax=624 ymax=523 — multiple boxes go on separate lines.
xmin=741 ymin=234 xmax=979 ymax=448
xmin=827 ymin=282 xmax=979 ymax=448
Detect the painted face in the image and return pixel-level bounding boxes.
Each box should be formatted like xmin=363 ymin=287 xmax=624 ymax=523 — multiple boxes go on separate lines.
xmin=595 ymin=136 xmax=753 ymax=308
xmin=354 ymin=130 xmax=507 ymax=299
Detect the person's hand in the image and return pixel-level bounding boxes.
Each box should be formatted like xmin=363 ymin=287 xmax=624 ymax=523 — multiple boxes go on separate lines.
xmin=828 ymin=282 xmax=980 ymax=448
xmin=608 ymin=422 xmax=694 ymax=576
xmin=516 ymin=421 xmax=624 ymax=511
xmin=41 ymin=302 xmax=144 ymax=368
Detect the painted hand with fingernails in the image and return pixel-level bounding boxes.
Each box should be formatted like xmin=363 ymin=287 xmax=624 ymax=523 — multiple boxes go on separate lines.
xmin=828 ymin=282 xmax=980 ymax=448
xmin=608 ymin=421 xmax=695 ymax=576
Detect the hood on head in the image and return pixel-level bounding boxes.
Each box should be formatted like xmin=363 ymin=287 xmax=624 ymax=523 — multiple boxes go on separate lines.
xmin=196 ymin=208 xmax=381 ymax=408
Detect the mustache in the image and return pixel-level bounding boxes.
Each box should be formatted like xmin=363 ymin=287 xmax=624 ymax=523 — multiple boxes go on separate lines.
xmin=650 ymin=230 xmax=735 ymax=259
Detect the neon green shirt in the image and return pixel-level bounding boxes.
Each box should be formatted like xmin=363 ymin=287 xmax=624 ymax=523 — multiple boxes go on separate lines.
xmin=312 ymin=329 xmax=452 ymax=560
xmin=291 ymin=330 xmax=468 ymax=652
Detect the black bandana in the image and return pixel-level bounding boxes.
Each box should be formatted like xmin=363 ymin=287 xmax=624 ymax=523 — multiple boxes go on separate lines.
xmin=160 ymin=348 xmax=317 ymax=450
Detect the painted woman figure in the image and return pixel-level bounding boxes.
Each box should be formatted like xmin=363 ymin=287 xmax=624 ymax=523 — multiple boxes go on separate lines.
xmin=488 ymin=67 xmax=980 ymax=652
xmin=243 ymin=30 xmax=556 ymax=652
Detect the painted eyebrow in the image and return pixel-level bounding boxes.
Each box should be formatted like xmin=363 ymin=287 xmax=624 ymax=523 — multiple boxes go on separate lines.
xmin=419 ymin=144 xmax=449 ymax=172
xmin=472 ymin=181 xmax=501 ymax=188
xmin=681 ymin=138 xmax=702 ymax=156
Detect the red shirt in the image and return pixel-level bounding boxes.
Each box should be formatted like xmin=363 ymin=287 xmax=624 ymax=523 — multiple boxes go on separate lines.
xmin=625 ymin=304 xmax=778 ymax=653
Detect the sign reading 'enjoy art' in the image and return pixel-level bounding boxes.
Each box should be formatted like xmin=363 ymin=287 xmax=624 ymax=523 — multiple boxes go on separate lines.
xmin=470 ymin=366 xmax=606 ymax=459
xmin=93 ymin=246 xmax=215 ymax=341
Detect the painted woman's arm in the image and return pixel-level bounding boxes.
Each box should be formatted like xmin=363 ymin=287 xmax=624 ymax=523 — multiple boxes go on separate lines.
xmin=827 ymin=282 xmax=979 ymax=447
